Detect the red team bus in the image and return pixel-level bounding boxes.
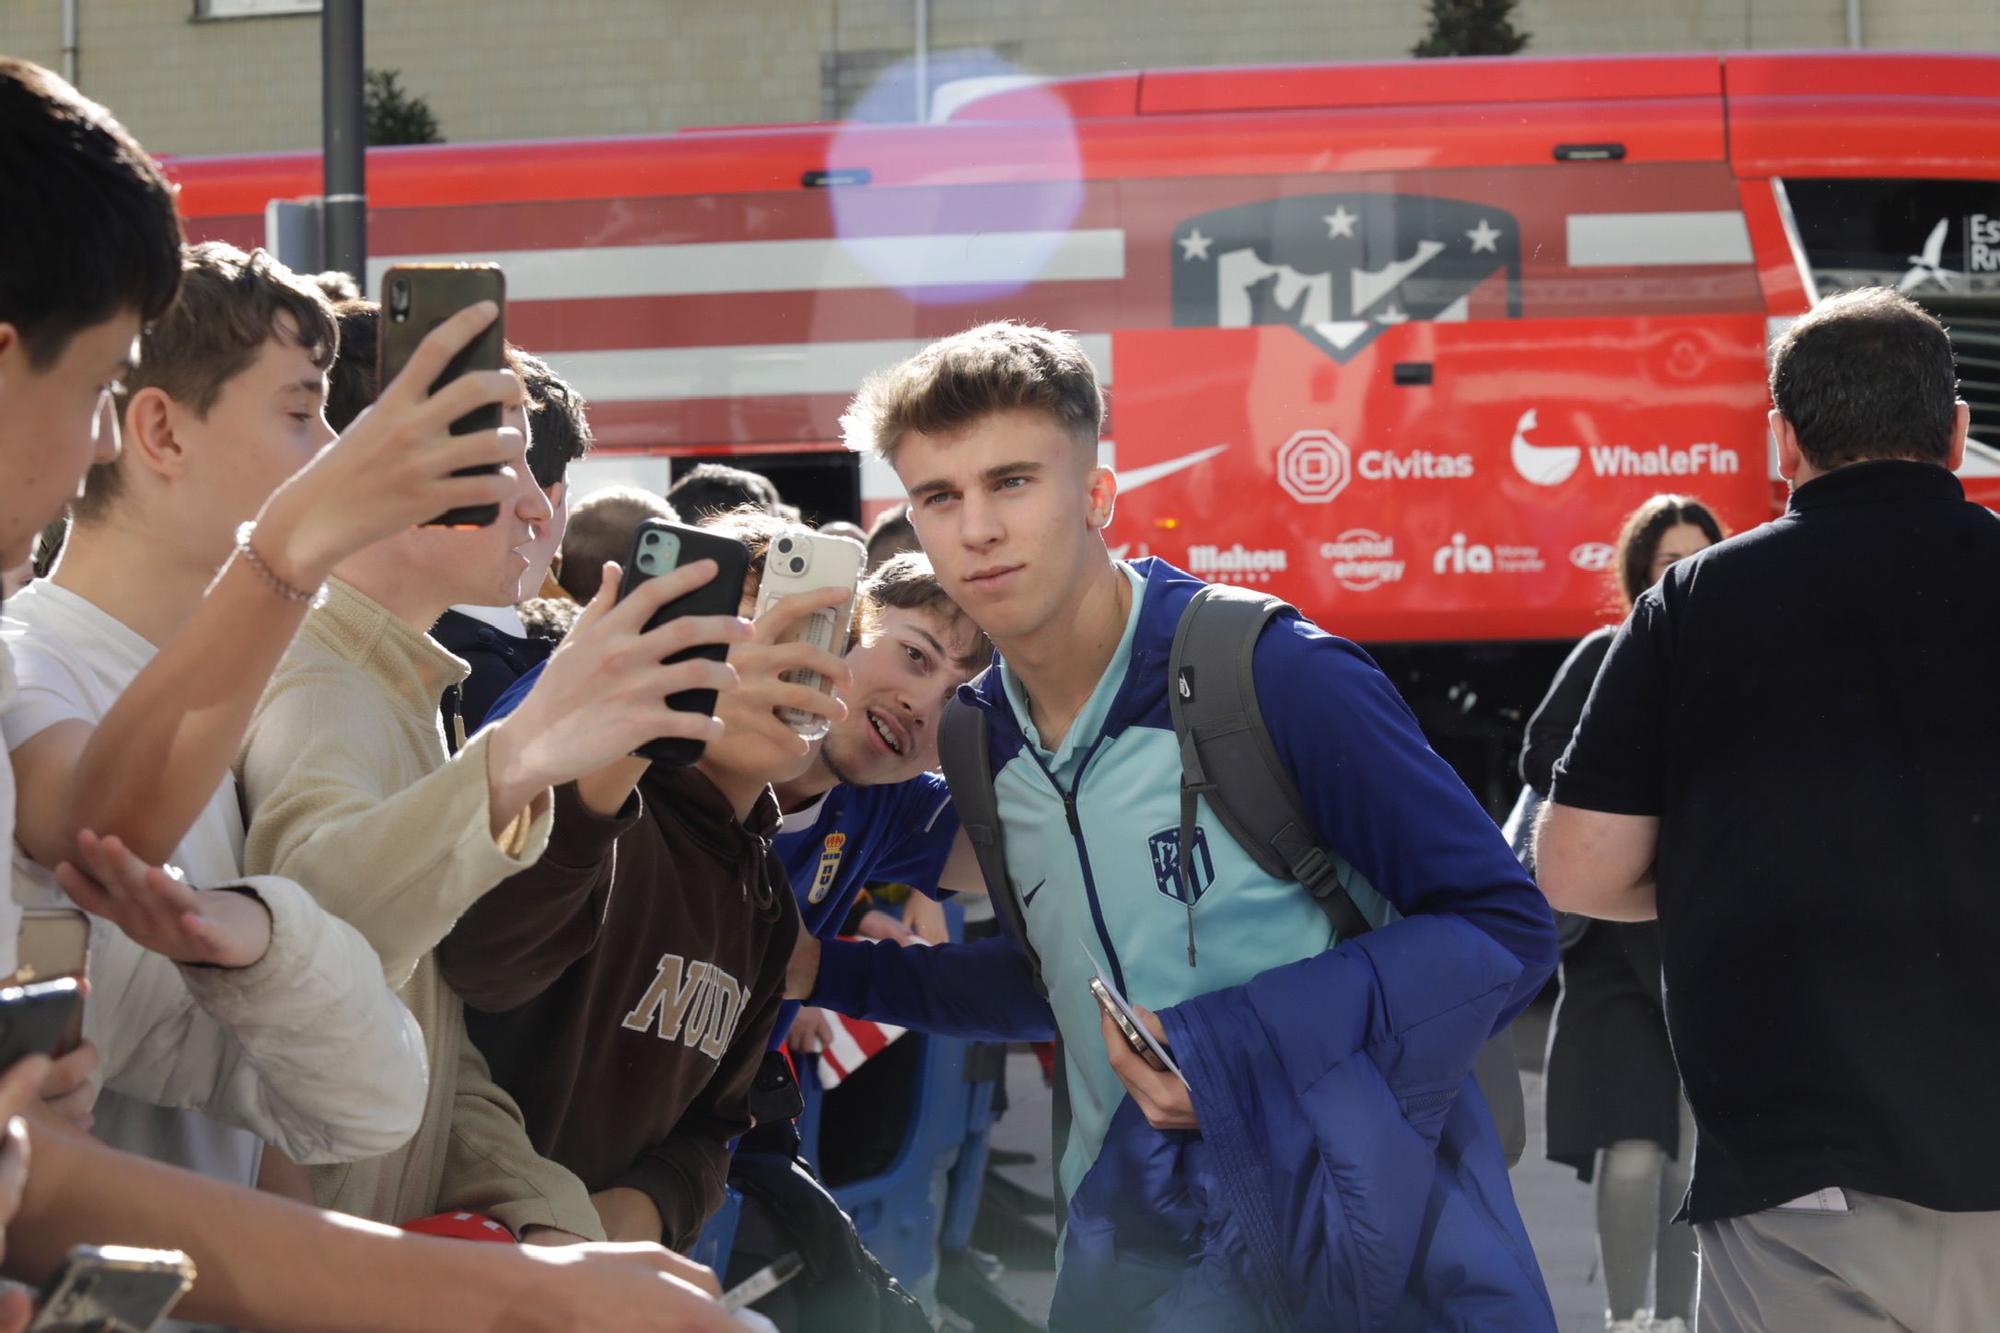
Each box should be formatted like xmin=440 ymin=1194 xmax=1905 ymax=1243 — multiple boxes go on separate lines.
xmin=165 ymin=50 xmax=2000 ymax=800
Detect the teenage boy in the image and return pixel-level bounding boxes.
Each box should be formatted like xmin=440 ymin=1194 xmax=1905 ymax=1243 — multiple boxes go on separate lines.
xmin=439 ymin=516 xmax=848 ymax=1248
xmin=4 ymin=241 xmax=491 ymax=1185
xmin=794 ymin=321 xmax=1560 ymax=1326
xmin=323 ymin=307 xmax=583 ymax=736
xmin=431 ymin=350 xmax=585 ymax=729
xmin=235 ymin=326 xmax=753 ymax=1236
xmin=766 ymin=550 xmax=988 ymax=1053
xmin=0 ymin=55 xmax=731 ymax=1330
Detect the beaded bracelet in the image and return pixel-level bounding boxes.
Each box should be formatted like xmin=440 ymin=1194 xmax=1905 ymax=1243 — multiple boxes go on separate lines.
xmin=234 ymin=521 xmax=328 ymax=609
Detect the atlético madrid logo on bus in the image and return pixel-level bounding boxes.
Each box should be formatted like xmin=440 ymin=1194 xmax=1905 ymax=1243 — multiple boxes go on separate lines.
xmin=1170 ymin=194 xmax=1523 ymax=363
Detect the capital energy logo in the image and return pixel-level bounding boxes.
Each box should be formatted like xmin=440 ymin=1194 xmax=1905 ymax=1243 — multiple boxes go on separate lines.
xmin=1432 ymin=532 xmax=1545 ymax=576
xmin=1321 ymin=529 xmax=1405 ymax=592
xmin=1188 ymin=544 xmax=1288 ymax=584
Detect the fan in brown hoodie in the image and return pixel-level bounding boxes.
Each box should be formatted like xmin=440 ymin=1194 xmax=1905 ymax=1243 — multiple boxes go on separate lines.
xmin=438 ymin=520 xmax=854 ymax=1248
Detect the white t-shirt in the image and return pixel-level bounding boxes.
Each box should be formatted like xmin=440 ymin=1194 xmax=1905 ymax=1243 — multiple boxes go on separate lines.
xmin=0 ymin=579 xmax=258 ymax=1186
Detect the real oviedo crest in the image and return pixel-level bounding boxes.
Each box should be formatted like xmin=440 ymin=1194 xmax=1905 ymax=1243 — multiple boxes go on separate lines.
xmin=808 ymin=832 xmax=847 ymax=904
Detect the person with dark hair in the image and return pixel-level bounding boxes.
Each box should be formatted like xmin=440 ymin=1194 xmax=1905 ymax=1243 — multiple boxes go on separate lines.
xmin=3 ymin=239 xmax=488 ymax=1196
xmin=432 ymin=344 xmax=598 ymax=734
xmin=1539 ymin=286 xmax=2000 ymax=1331
xmin=1522 ymin=493 xmax=1723 ymax=1333
xmin=864 ymin=503 xmax=920 ymax=571
xmin=437 ymin=514 xmax=846 ymax=1250
xmin=0 ymin=58 xmax=737 ymax=1332
xmin=667 ymin=462 xmax=781 ymax=521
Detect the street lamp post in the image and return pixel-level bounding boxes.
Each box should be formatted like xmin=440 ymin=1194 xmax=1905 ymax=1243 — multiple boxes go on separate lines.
xmin=322 ymin=0 xmax=366 ymax=283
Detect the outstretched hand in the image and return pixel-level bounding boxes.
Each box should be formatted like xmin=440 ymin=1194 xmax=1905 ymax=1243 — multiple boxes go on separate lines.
xmin=56 ymin=830 xmax=271 ymax=970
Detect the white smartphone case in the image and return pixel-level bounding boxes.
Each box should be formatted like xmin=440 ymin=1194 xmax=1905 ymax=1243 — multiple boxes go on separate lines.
xmin=753 ymin=527 xmax=865 ymax=740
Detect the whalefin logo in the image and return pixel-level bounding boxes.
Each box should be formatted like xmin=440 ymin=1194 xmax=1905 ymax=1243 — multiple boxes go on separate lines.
xmin=1172 ymin=194 xmax=1522 ymax=363
xmin=1510 ymin=409 xmax=1582 ymax=487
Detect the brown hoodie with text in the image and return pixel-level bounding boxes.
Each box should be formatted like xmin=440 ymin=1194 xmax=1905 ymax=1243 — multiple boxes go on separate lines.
xmin=439 ymin=763 xmax=798 ymax=1248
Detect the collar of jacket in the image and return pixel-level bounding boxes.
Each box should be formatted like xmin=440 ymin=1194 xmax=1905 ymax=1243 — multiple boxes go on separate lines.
xmin=308 ymin=579 xmax=470 ymax=718
xmin=643 ymin=763 xmax=785 ymax=913
xmin=957 ymin=556 xmax=1215 ymax=749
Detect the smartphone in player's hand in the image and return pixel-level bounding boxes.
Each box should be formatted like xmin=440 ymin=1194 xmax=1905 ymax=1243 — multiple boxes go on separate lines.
xmin=28 ymin=1245 xmax=196 ymax=1333
xmin=753 ymin=527 xmax=865 ymax=741
xmin=616 ymin=520 xmax=751 ymax=767
xmin=1088 ymin=961 xmax=1186 ymax=1086
xmin=376 ymin=262 xmax=507 ymax=529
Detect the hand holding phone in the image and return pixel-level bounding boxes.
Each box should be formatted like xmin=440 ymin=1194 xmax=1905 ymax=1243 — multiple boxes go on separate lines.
xmin=752 ymin=528 xmax=864 ymax=741
xmin=1089 ymin=962 xmax=1185 ymax=1086
xmin=376 ymin=263 xmax=509 ymax=529
xmin=616 ymin=521 xmax=751 ymax=767
xmin=28 ymin=1246 xmax=195 ymax=1333
xmin=251 ymin=292 xmax=521 ymax=590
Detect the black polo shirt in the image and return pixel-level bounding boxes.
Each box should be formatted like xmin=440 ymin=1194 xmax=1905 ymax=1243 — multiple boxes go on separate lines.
xmin=1551 ymin=459 xmax=2000 ymax=1223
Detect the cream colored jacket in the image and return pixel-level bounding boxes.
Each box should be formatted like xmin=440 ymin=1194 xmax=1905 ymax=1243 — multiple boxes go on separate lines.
xmin=237 ymin=579 xmax=601 ymax=1238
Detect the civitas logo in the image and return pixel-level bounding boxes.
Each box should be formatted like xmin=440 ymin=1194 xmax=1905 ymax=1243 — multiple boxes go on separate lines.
xmin=1188 ymin=544 xmax=1288 ymax=584
xmin=1569 ymin=542 xmax=1615 ymax=572
xmin=1320 ymin=529 xmax=1405 ymax=592
xmin=1432 ymin=533 xmax=1545 ymax=576
xmin=1276 ymin=429 xmax=1473 ymax=505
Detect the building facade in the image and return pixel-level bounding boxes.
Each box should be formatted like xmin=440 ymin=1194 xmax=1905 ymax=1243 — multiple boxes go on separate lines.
xmin=3 ymin=0 xmax=1995 ymax=158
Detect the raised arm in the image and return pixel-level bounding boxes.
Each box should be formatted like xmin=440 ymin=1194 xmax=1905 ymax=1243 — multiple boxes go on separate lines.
xmin=1258 ymin=619 xmax=1559 ymax=1024
xmin=16 ymin=304 xmax=524 ymax=870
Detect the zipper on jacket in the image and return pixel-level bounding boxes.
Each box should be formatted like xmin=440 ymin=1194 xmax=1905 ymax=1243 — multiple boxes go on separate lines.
xmin=1028 ymin=739 xmax=1129 ymax=997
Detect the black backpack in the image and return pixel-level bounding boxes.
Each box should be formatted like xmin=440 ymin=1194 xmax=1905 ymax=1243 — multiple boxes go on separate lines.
xmin=936 ymin=583 xmax=1526 ymax=1181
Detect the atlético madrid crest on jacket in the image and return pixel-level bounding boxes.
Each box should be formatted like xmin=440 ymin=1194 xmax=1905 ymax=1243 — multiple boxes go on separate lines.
xmin=1171 ymin=194 xmax=1523 ymax=363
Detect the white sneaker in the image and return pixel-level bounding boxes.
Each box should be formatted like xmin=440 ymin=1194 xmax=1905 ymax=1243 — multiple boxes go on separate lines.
xmin=1650 ymin=1319 xmax=1690 ymax=1333
xmin=1606 ymin=1319 xmax=1647 ymax=1333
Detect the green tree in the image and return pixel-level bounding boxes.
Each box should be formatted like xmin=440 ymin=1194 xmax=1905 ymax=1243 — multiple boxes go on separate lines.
xmin=364 ymin=68 xmax=443 ymax=146
xmin=1411 ymin=0 xmax=1530 ymax=57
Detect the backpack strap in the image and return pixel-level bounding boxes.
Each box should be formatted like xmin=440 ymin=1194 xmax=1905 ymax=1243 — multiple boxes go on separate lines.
xmin=1167 ymin=584 xmax=1375 ymax=958
xmin=937 ymin=685 xmax=1073 ymax=1218
xmin=938 ymin=689 xmax=1047 ymax=998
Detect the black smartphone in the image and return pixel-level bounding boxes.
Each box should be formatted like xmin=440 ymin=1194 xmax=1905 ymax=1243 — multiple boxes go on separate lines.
xmin=29 ymin=1245 xmax=196 ymax=1333
xmin=0 ymin=977 xmax=83 ymax=1072
xmin=616 ymin=520 xmax=750 ymax=767
xmin=376 ymin=262 xmax=507 ymax=529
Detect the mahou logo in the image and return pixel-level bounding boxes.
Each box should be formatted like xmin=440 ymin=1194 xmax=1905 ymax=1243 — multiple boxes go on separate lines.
xmin=1188 ymin=544 xmax=1288 ymax=585
xmin=1432 ymin=533 xmax=1545 ymax=576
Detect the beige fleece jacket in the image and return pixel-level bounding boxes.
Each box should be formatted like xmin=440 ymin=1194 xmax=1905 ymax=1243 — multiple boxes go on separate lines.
xmin=236 ymin=578 xmax=602 ymax=1239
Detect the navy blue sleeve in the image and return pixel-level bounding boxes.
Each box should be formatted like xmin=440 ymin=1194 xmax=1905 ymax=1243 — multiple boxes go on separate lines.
xmin=482 ymin=657 xmax=546 ymax=725
xmin=810 ymin=935 xmax=1056 ymax=1042
xmin=865 ymin=775 xmax=961 ymax=899
xmin=1256 ymin=616 xmax=1558 ymax=1024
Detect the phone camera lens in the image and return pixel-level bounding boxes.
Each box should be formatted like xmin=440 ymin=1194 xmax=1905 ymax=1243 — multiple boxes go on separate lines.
xmin=789 ymin=557 xmax=806 ymax=574
xmin=776 ymin=538 xmax=794 ymax=554
xmin=388 ymin=279 xmax=411 ymax=323
xmin=643 ymin=533 xmax=660 ymax=546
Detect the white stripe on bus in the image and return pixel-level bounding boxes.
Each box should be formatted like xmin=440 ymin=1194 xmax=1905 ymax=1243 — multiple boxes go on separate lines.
xmin=1565 ymin=211 xmax=1753 ymax=268
xmin=545 ymin=334 xmax=1113 ymax=405
xmin=366 ymin=229 xmax=1126 ymax=301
